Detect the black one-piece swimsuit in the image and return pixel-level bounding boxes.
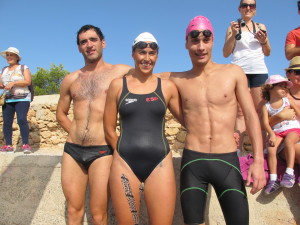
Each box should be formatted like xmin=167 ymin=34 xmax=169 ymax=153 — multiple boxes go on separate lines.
xmin=117 ymin=76 xmax=170 ymax=182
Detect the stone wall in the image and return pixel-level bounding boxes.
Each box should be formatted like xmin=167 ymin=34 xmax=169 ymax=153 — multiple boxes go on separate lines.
xmin=0 ymin=94 xmax=186 ymax=154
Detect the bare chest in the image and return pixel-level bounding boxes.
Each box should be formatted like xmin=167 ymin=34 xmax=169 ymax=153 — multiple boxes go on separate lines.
xmin=70 ymin=73 xmax=113 ymax=101
xmin=178 ymin=79 xmax=235 ymax=109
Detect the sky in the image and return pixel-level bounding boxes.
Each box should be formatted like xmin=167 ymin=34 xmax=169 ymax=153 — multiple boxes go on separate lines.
xmin=0 ymin=0 xmax=299 ymax=77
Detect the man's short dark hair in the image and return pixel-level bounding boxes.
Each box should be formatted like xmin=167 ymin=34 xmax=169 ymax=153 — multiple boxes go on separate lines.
xmin=76 ymin=25 xmax=105 ymax=45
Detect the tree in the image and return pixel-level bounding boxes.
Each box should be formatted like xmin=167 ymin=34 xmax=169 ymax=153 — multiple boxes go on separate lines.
xmin=32 ymin=64 xmax=69 ymax=95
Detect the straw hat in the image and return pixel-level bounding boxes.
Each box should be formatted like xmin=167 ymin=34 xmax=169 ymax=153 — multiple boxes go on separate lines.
xmin=0 ymin=47 xmax=21 ymax=61
xmin=285 ymin=56 xmax=300 ymax=71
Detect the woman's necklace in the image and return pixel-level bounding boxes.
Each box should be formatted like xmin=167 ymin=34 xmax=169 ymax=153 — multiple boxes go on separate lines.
xmin=289 ymin=89 xmax=300 ymax=100
xmin=245 ymin=21 xmax=256 ymax=35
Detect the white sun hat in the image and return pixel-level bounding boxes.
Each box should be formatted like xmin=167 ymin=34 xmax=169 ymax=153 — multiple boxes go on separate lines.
xmin=0 ymin=47 xmax=22 ymax=61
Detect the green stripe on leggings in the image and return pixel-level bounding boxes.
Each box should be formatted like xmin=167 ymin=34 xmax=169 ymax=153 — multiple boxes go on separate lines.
xmin=219 ymin=189 xmax=247 ymax=199
xmin=181 ymin=158 xmax=241 ymax=175
xmin=180 ymin=187 xmax=208 ymax=196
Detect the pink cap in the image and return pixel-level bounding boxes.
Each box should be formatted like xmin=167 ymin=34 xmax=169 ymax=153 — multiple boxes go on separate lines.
xmin=185 ymin=16 xmax=214 ymax=39
xmin=265 ymin=75 xmax=293 ymax=87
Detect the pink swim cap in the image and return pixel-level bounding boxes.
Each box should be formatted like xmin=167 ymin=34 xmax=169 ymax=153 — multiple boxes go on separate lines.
xmin=185 ymin=16 xmax=214 ymax=39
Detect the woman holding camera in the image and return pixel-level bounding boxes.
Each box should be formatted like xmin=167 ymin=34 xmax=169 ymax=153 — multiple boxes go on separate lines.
xmin=223 ymin=0 xmax=271 ymax=151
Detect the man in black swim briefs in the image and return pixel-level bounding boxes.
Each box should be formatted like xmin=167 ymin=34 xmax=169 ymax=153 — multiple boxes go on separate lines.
xmin=161 ymin=16 xmax=266 ymax=225
xmin=56 ymin=25 xmax=132 ymax=224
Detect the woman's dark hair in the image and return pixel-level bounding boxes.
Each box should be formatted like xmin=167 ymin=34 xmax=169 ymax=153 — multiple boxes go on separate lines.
xmin=76 ymin=25 xmax=105 ymax=45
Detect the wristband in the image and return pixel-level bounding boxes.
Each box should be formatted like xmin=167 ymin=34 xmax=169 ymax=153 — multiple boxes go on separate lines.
xmin=260 ymin=41 xmax=268 ymax=45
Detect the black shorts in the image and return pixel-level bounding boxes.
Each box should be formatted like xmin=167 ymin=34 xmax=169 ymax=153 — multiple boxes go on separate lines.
xmin=180 ymin=149 xmax=249 ymax=225
xmin=64 ymin=142 xmax=113 ymax=171
xmin=246 ymin=73 xmax=268 ymax=88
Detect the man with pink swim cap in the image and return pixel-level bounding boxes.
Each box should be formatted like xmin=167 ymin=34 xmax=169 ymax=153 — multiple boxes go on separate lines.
xmin=185 ymin=16 xmax=214 ymax=39
xmin=161 ymin=16 xmax=266 ymax=224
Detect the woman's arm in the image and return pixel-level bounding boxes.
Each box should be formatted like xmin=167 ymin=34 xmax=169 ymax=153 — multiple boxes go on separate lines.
xmin=269 ymin=107 xmax=295 ymax=127
xmin=223 ymin=23 xmax=238 ymax=58
xmin=5 ymin=67 xmax=31 ymax=90
xmin=0 ymin=73 xmax=4 ymax=88
xmin=103 ymin=79 xmax=122 ymax=150
xmin=289 ymin=97 xmax=300 ymax=119
xmin=254 ymin=23 xmax=271 ymax=56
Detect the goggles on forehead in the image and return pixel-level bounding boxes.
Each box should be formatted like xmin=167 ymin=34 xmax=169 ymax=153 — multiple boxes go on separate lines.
xmin=189 ymin=30 xmax=212 ymax=39
xmin=133 ymin=41 xmax=158 ymax=50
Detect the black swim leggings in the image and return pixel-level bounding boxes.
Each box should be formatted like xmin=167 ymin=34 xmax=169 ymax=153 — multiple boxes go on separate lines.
xmin=180 ymin=149 xmax=249 ymax=225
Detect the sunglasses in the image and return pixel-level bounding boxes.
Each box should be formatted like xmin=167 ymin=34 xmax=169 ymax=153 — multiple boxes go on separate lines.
xmin=133 ymin=41 xmax=158 ymax=50
xmin=240 ymin=3 xmax=256 ymax=9
xmin=189 ymin=30 xmax=212 ymax=39
xmin=289 ymin=70 xmax=300 ymax=75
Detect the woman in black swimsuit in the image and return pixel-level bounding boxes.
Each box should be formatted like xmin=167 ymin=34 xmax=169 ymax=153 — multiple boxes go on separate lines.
xmin=104 ymin=32 xmax=183 ymax=225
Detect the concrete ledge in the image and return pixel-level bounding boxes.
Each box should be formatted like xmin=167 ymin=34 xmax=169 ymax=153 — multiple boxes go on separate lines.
xmin=0 ymin=149 xmax=300 ymax=225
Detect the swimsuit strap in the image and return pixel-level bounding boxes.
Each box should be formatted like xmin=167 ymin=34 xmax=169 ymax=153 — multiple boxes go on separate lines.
xmin=154 ymin=77 xmax=166 ymax=104
xmin=122 ymin=76 xmax=129 ymax=93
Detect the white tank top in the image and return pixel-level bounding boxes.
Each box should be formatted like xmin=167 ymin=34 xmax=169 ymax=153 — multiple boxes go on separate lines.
xmin=231 ymin=32 xmax=268 ymax=74
xmin=265 ymin=97 xmax=300 ymax=133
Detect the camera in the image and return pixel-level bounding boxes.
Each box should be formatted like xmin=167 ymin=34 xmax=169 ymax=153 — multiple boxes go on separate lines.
xmin=235 ymin=19 xmax=245 ymax=40
xmin=237 ymin=18 xmax=246 ymax=27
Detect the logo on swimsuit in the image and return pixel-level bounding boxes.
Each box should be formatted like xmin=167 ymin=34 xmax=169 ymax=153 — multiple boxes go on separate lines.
xmin=146 ymin=97 xmax=158 ymax=102
xmin=99 ymin=150 xmax=107 ymax=154
xmin=125 ymin=98 xmax=137 ymax=105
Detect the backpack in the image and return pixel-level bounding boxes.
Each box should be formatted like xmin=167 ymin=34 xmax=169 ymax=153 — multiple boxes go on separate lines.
xmin=1 ymin=64 xmax=34 ymax=102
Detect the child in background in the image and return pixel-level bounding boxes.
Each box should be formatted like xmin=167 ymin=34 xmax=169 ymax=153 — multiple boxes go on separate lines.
xmin=262 ymin=75 xmax=300 ymax=194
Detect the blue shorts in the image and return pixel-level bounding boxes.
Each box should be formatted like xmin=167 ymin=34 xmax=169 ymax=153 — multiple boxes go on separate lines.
xmin=246 ymin=74 xmax=268 ymax=88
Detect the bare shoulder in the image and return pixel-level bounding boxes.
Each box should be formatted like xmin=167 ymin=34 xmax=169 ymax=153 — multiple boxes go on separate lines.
xmin=61 ymin=70 xmax=80 ymax=86
xmin=109 ymin=76 xmax=123 ymax=89
xmin=256 ymin=22 xmax=267 ymax=30
xmin=111 ymin=64 xmax=133 ymax=77
xmin=218 ymin=63 xmax=245 ymax=78
xmin=287 ymin=96 xmax=297 ymax=105
xmin=161 ymin=78 xmax=177 ymax=90
xmin=169 ymin=71 xmax=189 ymax=80
xmin=155 ymin=72 xmax=171 ymax=79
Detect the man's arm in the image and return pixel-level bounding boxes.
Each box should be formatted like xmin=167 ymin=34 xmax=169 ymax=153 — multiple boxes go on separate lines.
xmin=164 ymin=80 xmax=184 ymax=126
xmin=56 ymin=74 xmax=73 ymax=133
xmin=235 ymin=66 xmax=266 ymax=194
xmin=285 ymin=30 xmax=300 ymax=60
xmin=285 ymin=44 xmax=300 ymax=60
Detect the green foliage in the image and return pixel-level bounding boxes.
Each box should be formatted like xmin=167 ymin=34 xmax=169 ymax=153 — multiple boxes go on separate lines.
xmin=32 ymin=64 xmax=69 ymax=95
